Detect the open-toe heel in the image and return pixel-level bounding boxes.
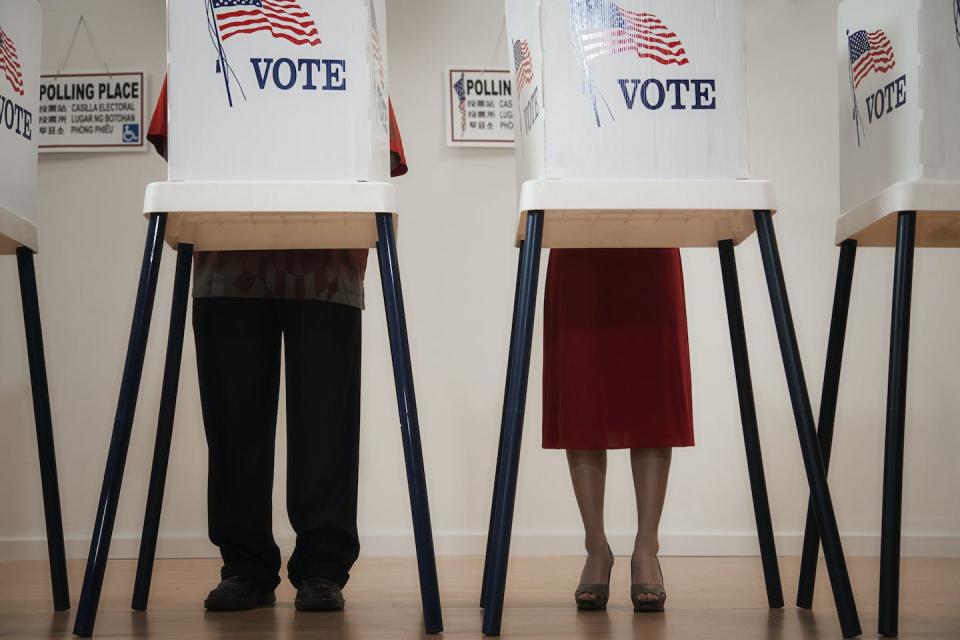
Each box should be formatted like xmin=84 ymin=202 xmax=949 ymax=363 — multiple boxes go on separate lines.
xmin=631 ymin=556 xmax=666 ymax=612
xmin=575 ymin=544 xmax=614 ymax=611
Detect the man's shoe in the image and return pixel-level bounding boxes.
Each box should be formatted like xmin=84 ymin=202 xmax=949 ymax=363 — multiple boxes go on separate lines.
xmin=204 ymin=576 xmax=276 ymax=611
xmin=295 ymin=577 xmax=345 ymax=612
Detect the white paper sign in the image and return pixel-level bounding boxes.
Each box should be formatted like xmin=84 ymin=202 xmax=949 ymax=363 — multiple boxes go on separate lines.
xmin=506 ymin=0 xmax=748 ymax=183
xmin=37 ymin=72 xmax=146 ymax=153
xmin=0 ymin=0 xmax=41 ymax=252
xmin=446 ymin=68 xmax=515 ymax=147
xmin=168 ymin=0 xmax=389 ymax=182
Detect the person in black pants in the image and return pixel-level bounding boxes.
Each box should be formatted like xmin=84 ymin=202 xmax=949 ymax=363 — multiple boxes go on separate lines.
xmin=148 ymin=83 xmax=409 ymax=611
xmin=195 ymin=295 xmax=363 ymax=611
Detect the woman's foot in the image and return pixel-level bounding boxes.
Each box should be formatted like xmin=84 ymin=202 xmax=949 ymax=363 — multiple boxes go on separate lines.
xmin=631 ymin=538 xmax=666 ymax=612
xmin=575 ymin=536 xmax=614 ymax=610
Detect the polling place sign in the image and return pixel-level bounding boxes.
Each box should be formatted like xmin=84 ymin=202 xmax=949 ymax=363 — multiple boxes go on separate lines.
xmin=37 ymin=71 xmax=146 ymax=152
xmin=446 ymin=68 xmax=515 ymax=147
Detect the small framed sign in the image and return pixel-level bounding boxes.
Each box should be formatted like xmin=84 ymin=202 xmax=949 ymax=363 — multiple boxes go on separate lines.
xmin=37 ymin=71 xmax=147 ymax=153
xmin=445 ymin=67 xmax=515 ymax=148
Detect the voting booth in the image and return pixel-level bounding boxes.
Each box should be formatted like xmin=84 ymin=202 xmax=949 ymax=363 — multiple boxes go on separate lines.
xmin=0 ymin=0 xmax=70 ymax=613
xmin=73 ymin=1 xmax=442 ymax=636
xmin=480 ymin=1 xmax=861 ymax=637
xmin=795 ymin=1 xmax=960 ymax=636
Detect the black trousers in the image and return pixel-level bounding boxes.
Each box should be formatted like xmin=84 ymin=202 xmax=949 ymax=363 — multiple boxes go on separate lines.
xmin=193 ymin=297 xmax=362 ymax=590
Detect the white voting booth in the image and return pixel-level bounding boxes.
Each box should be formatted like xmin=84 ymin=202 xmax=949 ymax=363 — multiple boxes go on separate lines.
xmin=796 ymin=1 xmax=960 ymax=636
xmin=481 ymin=1 xmax=861 ymax=638
xmin=837 ymin=0 xmax=960 ymax=246
xmin=0 ymin=0 xmax=70 ymax=613
xmin=505 ymin=0 xmax=767 ymax=249
xmin=152 ymin=0 xmax=394 ymax=250
xmin=0 ymin=0 xmax=41 ymax=254
xmin=73 ymin=1 xmax=442 ymax=637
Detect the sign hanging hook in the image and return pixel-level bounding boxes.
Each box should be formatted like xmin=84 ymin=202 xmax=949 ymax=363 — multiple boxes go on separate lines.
xmin=54 ymin=15 xmax=113 ymax=80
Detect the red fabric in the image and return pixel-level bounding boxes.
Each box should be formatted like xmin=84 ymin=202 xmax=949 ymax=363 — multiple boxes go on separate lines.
xmin=542 ymin=249 xmax=694 ymax=450
xmin=146 ymin=77 xmax=169 ymax=159
xmin=147 ymin=76 xmax=408 ymax=177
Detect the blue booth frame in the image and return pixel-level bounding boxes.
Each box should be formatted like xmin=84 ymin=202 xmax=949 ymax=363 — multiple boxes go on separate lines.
xmin=71 ymin=212 xmax=443 ymax=637
xmin=11 ymin=247 xmax=70 ymax=613
xmin=478 ymin=211 xmax=864 ymax=639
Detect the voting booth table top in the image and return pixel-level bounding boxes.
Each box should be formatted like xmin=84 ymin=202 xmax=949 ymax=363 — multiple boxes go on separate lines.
xmin=0 ymin=0 xmax=70 ymax=614
xmin=72 ymin=1 xmax=442 ymax=636
xmin=794 ymin=1 xmax=960 ymax=636
xmin=479 ymin=1 xmax=862 ymax=637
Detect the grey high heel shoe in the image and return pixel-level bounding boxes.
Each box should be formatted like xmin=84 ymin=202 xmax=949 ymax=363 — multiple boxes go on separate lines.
xmin=575 ymin=545 xmax=614 ymax=611
xmin=631 ymin=556 xmax=666 ymax=612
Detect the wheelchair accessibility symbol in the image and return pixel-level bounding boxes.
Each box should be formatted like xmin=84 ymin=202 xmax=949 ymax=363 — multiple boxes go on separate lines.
xmin=122 ymin=123 xmax=141 ymax=144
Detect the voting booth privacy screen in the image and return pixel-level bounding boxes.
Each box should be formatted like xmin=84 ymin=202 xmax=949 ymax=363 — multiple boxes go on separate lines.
xmin=0 ymin=0 xmax=41 ymax=253
xmin=168 ymin=0 xmax=390 ymax=183
xmin=506 ymin=0 xmax=748 ymax=186
xmin=838 ymin=0 xmax=960 ymax=213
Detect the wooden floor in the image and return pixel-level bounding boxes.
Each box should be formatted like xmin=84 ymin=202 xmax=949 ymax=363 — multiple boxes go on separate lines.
xmin=1 ymin=556 xmax=957 ymax=639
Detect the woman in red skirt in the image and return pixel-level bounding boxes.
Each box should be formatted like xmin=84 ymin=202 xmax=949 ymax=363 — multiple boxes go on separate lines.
xmin=543 ymin=247 xmax=693 ymax=612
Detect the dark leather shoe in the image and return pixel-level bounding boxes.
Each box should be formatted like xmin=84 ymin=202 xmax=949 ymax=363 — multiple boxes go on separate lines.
xmin=295 ymin=577 xmax=345 ymax=612
xmin=204 ymin=576 xmax=276 ymax=611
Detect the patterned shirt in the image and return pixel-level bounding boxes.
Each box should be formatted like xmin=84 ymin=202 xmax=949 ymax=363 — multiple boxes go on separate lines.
xmin=191 ymin=248 xmax=368 ymax=308
xmin=147 ymin=78 xmax=408 ymax=310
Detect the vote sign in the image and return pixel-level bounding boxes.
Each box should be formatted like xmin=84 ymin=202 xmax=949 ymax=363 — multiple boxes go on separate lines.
xmin=0 ymin=0 xmax=41 ymax=253
xmin=839 ymin=0 xmax=960 ymax=212
xmin=168 ymin=0 xmax=389 ymax=182
xmin=505 ymin=0 xmax=748 ymax=184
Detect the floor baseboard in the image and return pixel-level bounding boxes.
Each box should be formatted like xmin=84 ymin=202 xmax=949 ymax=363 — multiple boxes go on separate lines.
xmin=1 ymin=531 xmax=957 ymax=561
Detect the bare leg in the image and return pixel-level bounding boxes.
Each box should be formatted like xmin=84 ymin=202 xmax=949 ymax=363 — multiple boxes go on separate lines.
xmin=631 ymin=448 xmax=671 ymax=602
xmin=567 ymin=449 xmax=613 ymax=601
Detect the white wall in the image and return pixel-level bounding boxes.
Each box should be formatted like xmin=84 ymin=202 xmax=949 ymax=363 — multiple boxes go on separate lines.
xmin=1 ymin=0 xmax=958 ymax=561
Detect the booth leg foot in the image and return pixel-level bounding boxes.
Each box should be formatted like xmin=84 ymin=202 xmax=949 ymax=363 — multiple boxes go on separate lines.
xmin=753 ymin=211 xmax=861 ymax=638
xmin=482 ymin=212 xmax=544 ymax=637
xmin=481 ymin=243 xmax=525 ymax=610
xmin=797 ymin=240 xmax=857 ymax=609
xmin=717 ymin=240 xmax=783 ymax=609
xmin=132 ymin=244 xmax=194 ymax=612
xmin=878 ymin=212 xmax=915 ymax=638
xmin=16 ymin=247 xmax=71 ymax=612
xmin=375 ymin=213 xmax=443 ymax=634
xmin=73 ymin=213 xmax=168 ymax=638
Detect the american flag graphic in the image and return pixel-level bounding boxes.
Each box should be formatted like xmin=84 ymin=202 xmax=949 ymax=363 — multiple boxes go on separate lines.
xmin=0 ymin=26 xmax=24 ymax=96
xmin=569 ymin=1 xmax=688 ymax=126
xmin=212 ymin=0 xmax=321 ymax=46
xmin=454 ymin=72 xmax=467 ymax=134
xmin=848 ymin=29 xmax=895 ymax=89
xmin=573 ymin=1 xmax=689 ymax=66
xmin=513 ymin=39 xmax=534 ymax=93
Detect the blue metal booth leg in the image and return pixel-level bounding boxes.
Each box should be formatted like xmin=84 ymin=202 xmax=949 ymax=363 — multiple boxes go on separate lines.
xmin=73 ymin=212 xmax=168 ymax=638
xmin=375 ymin=212 xmax=444 ymax=634
xmin=717 ymin=239 xmax=784 ymax=609
xmin=15 ymin=247 xmax=71 ymax=612
xmin=132 ymin=243 xmax=194 ymax=611
xmin=753 ymin=211 xmax=861 ymax=638
xmin=797 ymin=239 xmax=858 ymax=609
xmin=878 ymin=212 xmax=916 ymax=638
xmin=482 ymin=211 xmax=544 ymax=637
xmin=481 ymin=241 xmax=525 ymax=609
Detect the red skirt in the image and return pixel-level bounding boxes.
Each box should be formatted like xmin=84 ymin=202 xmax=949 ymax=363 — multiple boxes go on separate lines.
xmin=542 ymin=249 xmax=694 ymax=450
